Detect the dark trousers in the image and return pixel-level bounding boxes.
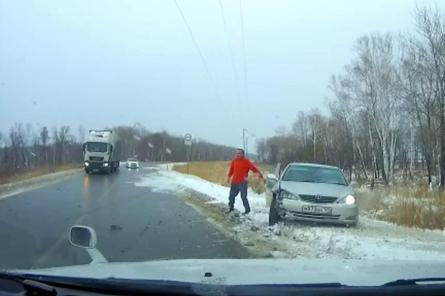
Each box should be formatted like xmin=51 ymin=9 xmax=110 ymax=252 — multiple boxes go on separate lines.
xmin=228 ymin=182 xmax=250 ymax=212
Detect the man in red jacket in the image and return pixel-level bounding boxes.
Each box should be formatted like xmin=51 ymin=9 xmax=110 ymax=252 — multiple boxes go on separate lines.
xmin=226 ymin=148 xmax=264 ymax=214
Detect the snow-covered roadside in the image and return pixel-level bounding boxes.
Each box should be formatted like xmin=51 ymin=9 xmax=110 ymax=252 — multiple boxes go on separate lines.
xmin=156 ymin=162 xmax=187 ymax=171
xmin=134 ymin=166 xmax=445 ymax=260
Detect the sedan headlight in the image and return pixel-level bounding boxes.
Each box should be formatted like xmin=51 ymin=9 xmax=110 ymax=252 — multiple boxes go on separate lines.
xmin=84 ymin=162 xmax=89 ymax=167
xmin=103 ymin=163 xmax=109 ymax=167
xmin=338 ymin=194 xmax=356 ymax=205
xmin=279 ymin=190 xmax=300 ymax=200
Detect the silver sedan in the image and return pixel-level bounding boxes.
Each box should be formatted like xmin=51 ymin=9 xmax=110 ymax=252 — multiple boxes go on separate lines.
xmin=267 ymin=163 xmax=358 ymax=227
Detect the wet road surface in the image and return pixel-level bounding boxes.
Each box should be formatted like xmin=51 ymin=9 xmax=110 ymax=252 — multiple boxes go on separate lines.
xmin=0 ymin=164 xmax=248 ymax=269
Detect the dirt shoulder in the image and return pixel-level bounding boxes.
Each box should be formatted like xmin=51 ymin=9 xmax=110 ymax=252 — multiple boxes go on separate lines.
xmin=181 ymin=190 xmax=290 ymax=259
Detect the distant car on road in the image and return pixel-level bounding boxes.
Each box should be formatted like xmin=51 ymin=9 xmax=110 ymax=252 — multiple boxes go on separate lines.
xmin=267 ymin=163 xmax=358 ymax=227
xmin=126 ymin=158 xmax=139 ymax=169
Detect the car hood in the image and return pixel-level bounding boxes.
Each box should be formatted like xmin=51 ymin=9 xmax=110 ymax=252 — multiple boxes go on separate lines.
xmin=280 ymin=181 xmax=353 ymax=198
xmin=11 ymin=259 xmax=445 ymax=286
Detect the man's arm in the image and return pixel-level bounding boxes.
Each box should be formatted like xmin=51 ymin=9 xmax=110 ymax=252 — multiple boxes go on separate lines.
xmin=227 ymin=161 xmax=234 ymax=183
xmin=247 ymin=159 xmax=264 ymax=179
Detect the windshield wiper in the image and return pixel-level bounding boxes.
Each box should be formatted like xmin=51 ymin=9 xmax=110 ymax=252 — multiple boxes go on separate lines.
xmin=295 ymin=180 xmax=316 ymax=183
xmin=383 ymin=277 xmax=445 ymax=286
xmin=0 ymin=272 xmax=57 ymax=296
xmin=0 ymin=271 xmax=198 ymax=295
xmin=23 ymin=279 xmax=58 ymax=296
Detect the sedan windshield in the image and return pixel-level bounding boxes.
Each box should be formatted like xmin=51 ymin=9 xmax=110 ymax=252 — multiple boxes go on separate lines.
xmin=282 ymin=166 xmax=347 ymax=185
xmin=86 ymin=142 xmax=108 ymax=153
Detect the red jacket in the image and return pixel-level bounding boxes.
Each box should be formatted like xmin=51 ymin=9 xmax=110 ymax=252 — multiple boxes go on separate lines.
xmin=228 ymin=157 xmax=263 ymax=184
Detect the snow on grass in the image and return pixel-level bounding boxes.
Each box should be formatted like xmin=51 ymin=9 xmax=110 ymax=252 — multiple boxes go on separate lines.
xmin=155 ymin=163 xmax=187 ymax=171
xmin=134 ymin=166 xmax=445 ymax=261
xmin=135 ymin=167 xmax=266 ymax=212
xmin=357 ymin=184 xmax=445 ymax=229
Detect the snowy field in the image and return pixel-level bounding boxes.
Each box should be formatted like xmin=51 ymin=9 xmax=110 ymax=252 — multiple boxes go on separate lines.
xmin=134 ymin=165 xmax=445 ymax=260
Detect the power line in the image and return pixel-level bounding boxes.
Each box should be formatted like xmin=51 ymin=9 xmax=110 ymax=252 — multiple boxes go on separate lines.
xmin=218 ymin=0 xmax=241 ymax=102
xmin=173 ymin=0 xmax=221 ymax=101
xmin=239 ymin=0 xmax=251 ymax=152
xmin=239 ymin=0 xmax=248 ymax=103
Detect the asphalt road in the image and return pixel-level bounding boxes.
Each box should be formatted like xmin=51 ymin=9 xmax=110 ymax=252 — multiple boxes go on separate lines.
xmin=0 ymin=164 xmax=248 ymax=270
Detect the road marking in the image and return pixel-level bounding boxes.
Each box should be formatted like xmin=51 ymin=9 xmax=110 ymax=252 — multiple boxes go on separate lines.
xmin=0 ymin=170 xmax=82 ymax=200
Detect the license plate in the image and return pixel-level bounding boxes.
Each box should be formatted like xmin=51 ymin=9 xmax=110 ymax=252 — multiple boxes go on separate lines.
xmin=301 ymin=206 xmax=332 ymax=215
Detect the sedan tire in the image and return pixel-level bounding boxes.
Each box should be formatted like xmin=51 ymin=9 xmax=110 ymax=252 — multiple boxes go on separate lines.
xmin=269 ymin=197 xmax=281 ymax=226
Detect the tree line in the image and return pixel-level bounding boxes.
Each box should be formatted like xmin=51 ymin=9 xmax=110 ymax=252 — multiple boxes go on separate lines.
xmin=0 ymin=123 xmax=235 ymax=178
xmin=257 ymin=5 xmax=445 ymax=186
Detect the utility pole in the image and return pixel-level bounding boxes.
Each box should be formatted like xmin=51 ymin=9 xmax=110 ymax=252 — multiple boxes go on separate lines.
xmin=242 ymin=128 xmax=245 ymax=151
xmin=242 ymin=128 xmax=247 ymax=151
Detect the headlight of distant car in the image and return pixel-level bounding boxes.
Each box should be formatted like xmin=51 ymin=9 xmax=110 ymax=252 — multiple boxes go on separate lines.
xmin=103 ymin=163 xmax=109 ymax=167
xmin=338 ymin=194 xmax=356 ymax=205
xmin=279 ymin=190 xmax=300 ymax=200
xmin=84 ymin=162 xmax=89 ymax=167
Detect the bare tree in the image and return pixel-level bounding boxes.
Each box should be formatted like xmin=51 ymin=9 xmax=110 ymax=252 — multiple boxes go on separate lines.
xmin=347 ymin=33 xmax=402 ymax=184
xmin=413 ymin=5 xmax=445 ymax=186
xmin=258 ymin=4 xmax=445 ymax=188
xmin=400 ymin=34 xmax=438 ymax=183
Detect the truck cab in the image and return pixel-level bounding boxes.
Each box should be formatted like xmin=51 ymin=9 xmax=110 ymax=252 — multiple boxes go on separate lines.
xmin=83 ymin=130 xmax=119 ymax=174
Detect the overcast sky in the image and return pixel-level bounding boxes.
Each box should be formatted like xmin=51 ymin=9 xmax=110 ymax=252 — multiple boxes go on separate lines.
xmin=1 ymin=0 xmax=443 ymax=150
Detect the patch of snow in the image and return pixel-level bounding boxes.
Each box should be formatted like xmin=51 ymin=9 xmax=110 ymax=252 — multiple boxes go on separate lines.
xmin=155 ymin=162 xmax=187 ymax=171
xmin=134 ymin=166 xmax=445 ymax=261
xmin=135 ymin=167 xmax=265 ymax=212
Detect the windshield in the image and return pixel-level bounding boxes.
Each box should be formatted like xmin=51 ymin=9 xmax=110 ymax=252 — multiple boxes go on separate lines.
xmin=282 ymin=166 xmax=347 ymax=185
xmin=86 ymin=142 xmax=108 ymax=153
xmin=1 ymin=0 xmax=445 ymax=286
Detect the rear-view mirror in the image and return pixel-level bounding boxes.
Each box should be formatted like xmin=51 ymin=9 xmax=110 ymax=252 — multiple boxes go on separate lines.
xmin=70 ymin=225 xmax=97 ymax=249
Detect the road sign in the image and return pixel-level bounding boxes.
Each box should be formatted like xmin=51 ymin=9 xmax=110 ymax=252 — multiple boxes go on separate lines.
xmin=184 ymin=133 xmax=192 ymax=146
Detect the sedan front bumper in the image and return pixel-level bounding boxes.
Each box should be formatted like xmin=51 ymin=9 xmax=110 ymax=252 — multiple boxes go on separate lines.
xmin=278 ymin=199 xmax=358 ymax=225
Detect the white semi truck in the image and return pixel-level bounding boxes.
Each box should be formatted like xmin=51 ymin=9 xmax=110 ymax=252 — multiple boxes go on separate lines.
xmin=83 ymin=130 xmax=120 ymax=174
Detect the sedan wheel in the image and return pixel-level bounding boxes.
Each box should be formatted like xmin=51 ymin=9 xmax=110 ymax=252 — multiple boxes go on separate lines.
xmin=269 ymin=197 xmax=281 ymax=226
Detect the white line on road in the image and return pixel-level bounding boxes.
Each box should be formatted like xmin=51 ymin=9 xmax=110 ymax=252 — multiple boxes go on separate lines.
xmin=0 ymin=169 xmax=82 ymax=200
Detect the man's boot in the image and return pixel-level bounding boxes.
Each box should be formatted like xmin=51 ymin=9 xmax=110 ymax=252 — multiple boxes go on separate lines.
xmin=225 ymin=208 xmax=234 ymax=214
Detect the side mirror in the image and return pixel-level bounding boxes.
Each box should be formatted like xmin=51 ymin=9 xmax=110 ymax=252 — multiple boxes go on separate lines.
xmin=70 ymin=225 xmax=97 ymax=249
xmin=274 ymin=162 xmax=282 ymax=179
xmin=266 ymin=173 xmax=278 ymax=189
